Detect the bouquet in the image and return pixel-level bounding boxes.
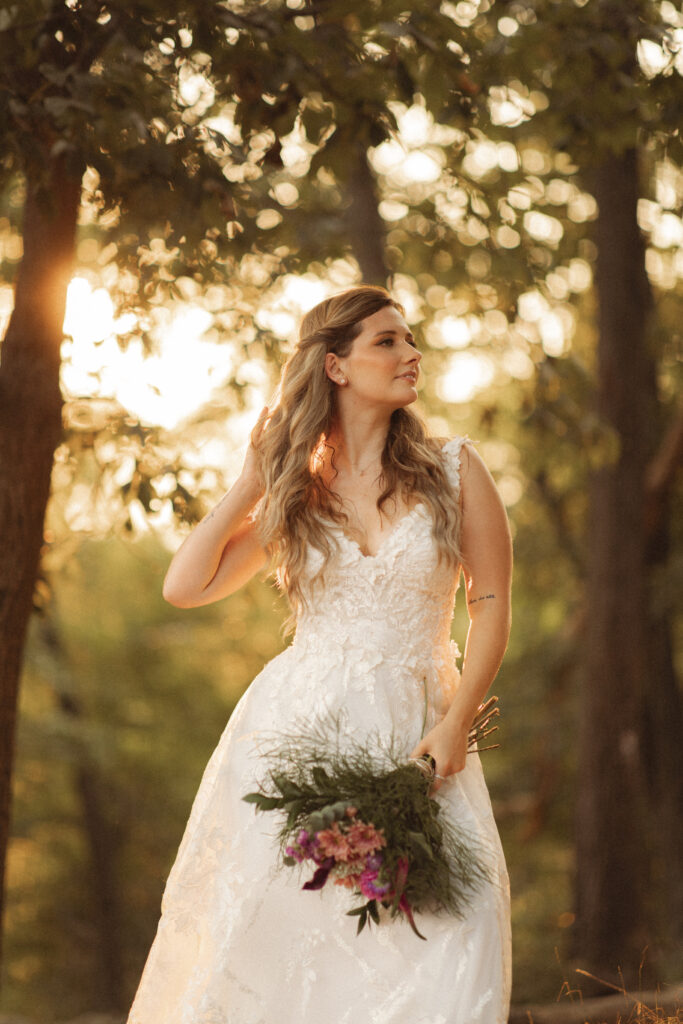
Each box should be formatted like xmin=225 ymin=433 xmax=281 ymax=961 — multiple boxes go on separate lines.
xmin=243 ymin=697 xmax=500 ymax=940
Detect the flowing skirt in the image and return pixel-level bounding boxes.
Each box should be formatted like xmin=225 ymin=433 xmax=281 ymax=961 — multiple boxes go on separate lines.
xmin=127 ymin=644 xmax=511 ymax=1024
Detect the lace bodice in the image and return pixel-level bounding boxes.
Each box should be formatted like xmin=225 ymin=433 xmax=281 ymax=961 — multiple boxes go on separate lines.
xmin=290 ymin=436 xmax=466 ymax=721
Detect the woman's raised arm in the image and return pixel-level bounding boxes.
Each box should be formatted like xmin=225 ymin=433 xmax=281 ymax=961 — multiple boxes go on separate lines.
xmin=162 ymin=409 xmax=269 ymax=608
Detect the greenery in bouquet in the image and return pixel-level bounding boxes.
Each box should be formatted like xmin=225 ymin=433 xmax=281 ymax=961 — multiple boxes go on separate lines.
xmin=243 ymin=698 xmax=500 ymax=939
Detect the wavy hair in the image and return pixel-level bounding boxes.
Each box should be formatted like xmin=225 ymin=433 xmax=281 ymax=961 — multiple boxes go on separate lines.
xmin=254 ymin=285 xmax=462 ymax=630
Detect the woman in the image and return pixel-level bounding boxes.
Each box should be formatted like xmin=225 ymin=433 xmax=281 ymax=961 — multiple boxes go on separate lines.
xmin=127 ymin=285 xmax=512 ymax=1023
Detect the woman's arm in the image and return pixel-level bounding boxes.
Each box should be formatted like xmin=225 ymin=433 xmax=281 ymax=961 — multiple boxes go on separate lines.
xmin=409 ymin=443 xmax=512 ymax=789
xmin=162 ymin=409 xmax=269 ymax=608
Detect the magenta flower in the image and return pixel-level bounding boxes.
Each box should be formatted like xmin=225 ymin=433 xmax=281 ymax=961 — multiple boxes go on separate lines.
xmin=297 ymin=830 xmax=320 ymax=860
xmin=358 ymin=868 xmax=390 ymax=900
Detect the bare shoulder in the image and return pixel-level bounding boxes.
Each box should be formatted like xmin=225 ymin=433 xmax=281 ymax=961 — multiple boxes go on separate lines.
xmin=459 ymin=442 xmax=496 ymax=491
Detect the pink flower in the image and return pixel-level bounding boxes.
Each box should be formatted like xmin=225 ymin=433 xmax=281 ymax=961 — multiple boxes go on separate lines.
xmin=347 ymin=820 xmax=386 ymax=856
xmin=317 ymin=822 xmax=352 ymax=862
xmin=333 ymin=872 xmax=363 ymax=889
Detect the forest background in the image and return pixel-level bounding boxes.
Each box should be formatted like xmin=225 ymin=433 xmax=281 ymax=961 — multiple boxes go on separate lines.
xmin=0 ymin=0 xmax=681 ymax=1020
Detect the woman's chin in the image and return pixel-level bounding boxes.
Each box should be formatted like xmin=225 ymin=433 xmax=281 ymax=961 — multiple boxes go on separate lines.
xmin=389 ymin=392 xmax=418 ymax=411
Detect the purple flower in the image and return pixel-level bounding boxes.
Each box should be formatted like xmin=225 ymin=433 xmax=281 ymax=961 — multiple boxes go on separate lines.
xmin=285 ymin=845 xmax=304 ymax=863
xmin=296 ymin=830 xmax=321 ymax=861
xmin=358 ymin=869 xmax=390 ymax=900
xmin=365 ymin=853 xmax=383 ymax=872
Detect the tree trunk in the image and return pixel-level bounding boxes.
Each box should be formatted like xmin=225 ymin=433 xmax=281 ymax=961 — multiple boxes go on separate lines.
xmin=575 ymin=147 xmax=658 ymax=986
xmin=0 ymin=158 xmax=82 ymax=970
xmin=39 ymin=614 xmax=127 ymax=1010
xmin=345 ymin=141 xmax=389 ymax=286
xmin=641 ymin=412 xmax=683 ymax=949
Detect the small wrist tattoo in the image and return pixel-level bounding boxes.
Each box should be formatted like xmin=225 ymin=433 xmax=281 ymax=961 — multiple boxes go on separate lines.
xmin=202 ymin=495 xmax=228 ymax=525
xmin=468 ymin=593 xmax=496 ymax=605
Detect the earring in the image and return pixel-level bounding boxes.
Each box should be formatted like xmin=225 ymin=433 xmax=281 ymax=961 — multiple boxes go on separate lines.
xmin=339 ymin=376 xmax=347 ymax=385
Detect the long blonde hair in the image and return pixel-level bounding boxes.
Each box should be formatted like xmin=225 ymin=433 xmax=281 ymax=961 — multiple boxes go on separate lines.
xmin=254 ymin=285 xmax=462 ymax=629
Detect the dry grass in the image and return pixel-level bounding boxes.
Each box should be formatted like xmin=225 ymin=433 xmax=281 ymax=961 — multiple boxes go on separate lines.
xmin=509 ymin=967 xmax=683 ymax=1024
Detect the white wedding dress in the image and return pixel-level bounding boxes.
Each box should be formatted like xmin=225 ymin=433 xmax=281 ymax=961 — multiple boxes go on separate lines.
xmin=127 ymin=437 xmax=511 ymax=1024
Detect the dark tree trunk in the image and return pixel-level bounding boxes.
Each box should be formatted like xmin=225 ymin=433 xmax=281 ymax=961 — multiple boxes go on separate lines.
xmin=39 ymin=615 xmax=127 ymax=1010
xmin=576 ymin=146 xmax=669 ymax=986
xmin=345 ymin=141 xmax=389 ymax=286
xmin=641 ymin=411 xmax=683 ymax=947
xmin=0 ymin=159 xmax=82 ymax=970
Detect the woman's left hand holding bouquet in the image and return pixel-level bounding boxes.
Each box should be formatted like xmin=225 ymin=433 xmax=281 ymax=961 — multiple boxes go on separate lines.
xmin=410 ymin=716 xmax=470 ymax=793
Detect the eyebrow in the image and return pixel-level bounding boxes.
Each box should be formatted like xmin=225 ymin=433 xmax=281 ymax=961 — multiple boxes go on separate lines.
xmin=371 ymin=329 xmax=416 ymax=342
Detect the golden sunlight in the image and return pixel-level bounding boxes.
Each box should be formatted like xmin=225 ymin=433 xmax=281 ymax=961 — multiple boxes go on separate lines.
xmin=61 ymin=278 xmax=236 ymax=430
xmin=437 ymin=351 xmax=496 ymax=404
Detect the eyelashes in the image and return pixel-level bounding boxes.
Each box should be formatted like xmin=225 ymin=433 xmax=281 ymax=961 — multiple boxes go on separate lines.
xmin=378 ymin=337 xmax=419 ymax=349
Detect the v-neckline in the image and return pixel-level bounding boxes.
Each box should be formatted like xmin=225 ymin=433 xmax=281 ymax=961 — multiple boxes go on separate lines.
xmin=334 ymin=502 xmax=426 ymax=560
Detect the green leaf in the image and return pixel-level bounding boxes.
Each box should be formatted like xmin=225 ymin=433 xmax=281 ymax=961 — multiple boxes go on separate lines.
xmin=407 ymin=830 xmax=434 ymax=860
xmin=307 ymin=812 xmax=324 ymax=832
xmin=320 ymin=806 xmax=336 ymax=827
xmin=258 ymin=796 xmax=285 ymax=811
xmin=242 ymin=792 xmax=263 ymax=804
xmin=331 ymin=800 xmax=350 ymax=820
xmin=312 ymin=766 xmax=331 ymax=789
xmin=242 ymin=793 xmax=283 ymax=811
xmin=272 ymin=774 xmax=302 ymax=799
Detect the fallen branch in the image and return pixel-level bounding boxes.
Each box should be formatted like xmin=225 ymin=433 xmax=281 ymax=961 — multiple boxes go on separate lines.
xmin=508 ymin=982 xmax=683 ymax=1024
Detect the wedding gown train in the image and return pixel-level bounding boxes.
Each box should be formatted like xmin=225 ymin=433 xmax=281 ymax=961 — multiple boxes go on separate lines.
xmin=127 ymin=436 xmax=511 ymax=1024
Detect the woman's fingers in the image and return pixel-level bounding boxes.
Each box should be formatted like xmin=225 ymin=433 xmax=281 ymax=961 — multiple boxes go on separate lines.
xmin=251 ymin=405 xmax=269 ymax=440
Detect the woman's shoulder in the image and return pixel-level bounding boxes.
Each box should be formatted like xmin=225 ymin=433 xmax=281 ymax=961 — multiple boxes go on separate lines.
xmin=430 ymin=435 xmax=470 ymax=497
xmin=437 ymin=434 xmax=470 ymax=458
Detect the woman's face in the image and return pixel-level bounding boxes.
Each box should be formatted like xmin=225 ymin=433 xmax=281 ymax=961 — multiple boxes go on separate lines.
xmin=326 ymin=305 xmax=422 ymax=409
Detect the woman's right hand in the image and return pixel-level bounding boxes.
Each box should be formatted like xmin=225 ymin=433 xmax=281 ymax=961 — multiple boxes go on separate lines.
xmin=162 ymin=405 xmax=271 ymax=607
xmin=238 ymin=405 xmax=269 ymax=497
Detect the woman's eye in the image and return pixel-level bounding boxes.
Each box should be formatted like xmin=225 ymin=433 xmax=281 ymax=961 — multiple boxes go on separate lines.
xmin=378 ymin=336 xmax=418 ymax=348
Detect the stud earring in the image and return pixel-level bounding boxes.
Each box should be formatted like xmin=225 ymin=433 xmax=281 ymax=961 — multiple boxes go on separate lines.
xmin=339 ymin=376 xmax=347 ymax=385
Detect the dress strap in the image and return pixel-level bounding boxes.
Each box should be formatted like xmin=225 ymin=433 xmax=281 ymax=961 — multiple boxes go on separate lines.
xmin=439 ymin=436 xmax=469 ymax=499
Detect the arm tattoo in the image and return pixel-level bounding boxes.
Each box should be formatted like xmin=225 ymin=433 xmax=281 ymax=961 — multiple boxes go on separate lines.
xmin=201 ymin=494 xmax=229 ymax=525
xmin=468 ymin=593 xmax=496 ymax=605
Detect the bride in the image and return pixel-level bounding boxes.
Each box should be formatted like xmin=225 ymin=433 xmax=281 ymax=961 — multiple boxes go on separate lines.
xmin=127 ymin=284 xmax=512 ymax=1023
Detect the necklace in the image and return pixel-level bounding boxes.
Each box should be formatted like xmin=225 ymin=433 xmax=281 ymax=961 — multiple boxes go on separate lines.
xmin=356 ymin=458 xmax=382 ymax=479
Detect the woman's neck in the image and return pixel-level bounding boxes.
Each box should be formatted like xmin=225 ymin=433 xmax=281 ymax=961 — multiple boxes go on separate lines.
xmin=325 ymin=413 xmax=391 ymax=477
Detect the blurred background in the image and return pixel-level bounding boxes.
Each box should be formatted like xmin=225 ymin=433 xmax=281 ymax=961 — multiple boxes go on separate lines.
xmin=0 ymin=1 xmax=681 ymax=1020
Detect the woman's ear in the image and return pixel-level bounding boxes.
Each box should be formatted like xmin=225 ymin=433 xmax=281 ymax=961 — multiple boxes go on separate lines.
xmin=324 ymin=351 xmax=344 ymax=384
